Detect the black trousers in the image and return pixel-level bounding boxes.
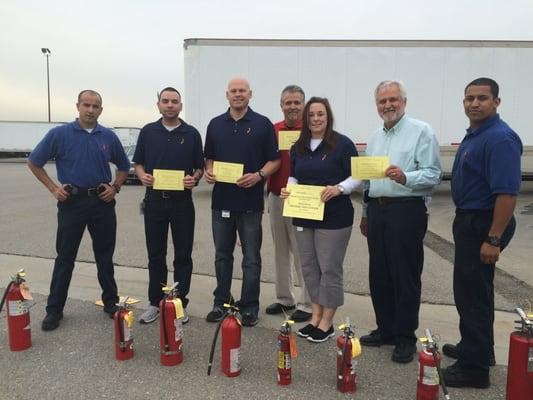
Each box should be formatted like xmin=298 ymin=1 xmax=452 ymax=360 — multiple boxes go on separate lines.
xmin=453 ymin=210 xmax=515 ymax=371
xmin=47 ymin=197 xmax=118 ymax=313
xmin=144 ymin=193 xmax=195 ymax=308
xmin=367 ymin=199 xmax=428 ymax=344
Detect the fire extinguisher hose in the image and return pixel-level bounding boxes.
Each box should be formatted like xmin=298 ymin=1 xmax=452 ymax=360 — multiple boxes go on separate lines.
xmin=0 ymin=281 xmax=14 ymax=315
xmin=161 ymin=294 xmax=170 ymax=352
xmin=431 ymin=347 xmax=450 ymax=399
xmin=118 ymin=308 xmax=126 ymax=352
xmin=207 ymin=311 xmax=229 ymax=376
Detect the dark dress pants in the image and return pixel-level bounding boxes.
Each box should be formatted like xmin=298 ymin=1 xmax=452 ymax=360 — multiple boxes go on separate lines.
xmin=453 ymin=210 xmax=515 ymax=371
xmin=47 ymin=197 xmax=118 ymax=313
xmin=367 ymin=199 xmax=428 ymax=344
xmin=144 ymin=194 xmax=195 ymax=308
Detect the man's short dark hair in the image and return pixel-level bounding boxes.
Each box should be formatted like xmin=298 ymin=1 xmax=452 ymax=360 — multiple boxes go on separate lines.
xmin=465 ymin=78 xmax=499 ymax=98
xmin=78 ymin=90 xmax=102 ymax=104
xmin=281 ymin=85 xmax=305 ymax=103
xmin=158 ymin=87 xmax=181 ymax=101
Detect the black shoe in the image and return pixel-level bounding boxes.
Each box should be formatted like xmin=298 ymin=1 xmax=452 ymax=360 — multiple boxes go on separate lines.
xmin=443 ymin=361 xmax=490 ymax=388
xmin=360 ymin=330 xmax=395 ymax=347
xmin=241 ymin=313 xmax=258 ymax=327
xmin=297 ymin=323 xmax=317 ymax=338
xmin=42 ymin=311 xmax=63 ymax=331
xmin=206 ymin=307 xmax=224 ymax=322
xmin=392 ymin=342 xmax=417 ymax=363
xmin=289 ymin=309 xmax=312 ymax=323
xmin=103 ymin=303 xmax=118 ymax=319
xmin=307 ymin=326 xmax=335 ymax=343
xmin=265 ymin=303 xmax=295 ymax=315
xmin=442 ymin=343 xmax=496 ymax=367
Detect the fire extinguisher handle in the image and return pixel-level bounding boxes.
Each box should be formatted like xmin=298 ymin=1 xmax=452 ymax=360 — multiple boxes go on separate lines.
xmin=0 ymin=281 xmax=14 ymax=315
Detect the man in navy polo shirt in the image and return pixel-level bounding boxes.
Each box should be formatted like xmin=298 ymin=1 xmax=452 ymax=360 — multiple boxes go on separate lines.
xmin=133 ymin=87 xmax=204 ymax=325
xmin=28 ymin=89 xmax=130 ymax=331
xmin=443 ymin=78 xmax=522 ymax=389
xmin=204 ymin=77 xmax=280 ymax=326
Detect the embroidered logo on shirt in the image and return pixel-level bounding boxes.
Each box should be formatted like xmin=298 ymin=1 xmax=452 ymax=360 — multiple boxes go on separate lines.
xmin=179 ymin=137 xmax=185 ymax=144
xmin=246 ymin=128 xmax=251 ymax=134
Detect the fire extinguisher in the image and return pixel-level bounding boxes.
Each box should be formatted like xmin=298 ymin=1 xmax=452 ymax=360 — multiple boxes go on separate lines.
xmin=278 ymin=319 xmax=297 ymax=385
xmin=160 ymin=282 xmax=184 ymax=366
xmin=336 ymin=320 xmax=361 ymax=393
xmin=417 ymin=328 xmax=450 ymax=400
xmin=114 ymin=296 xmax=134 ymax=361
xmin=207 ymin=303 xmax=241 ymax=378
xmin=506 ymin=307 xmax=533 ymax=400
xmin=0 ymin=269 xmax=32 ymax=351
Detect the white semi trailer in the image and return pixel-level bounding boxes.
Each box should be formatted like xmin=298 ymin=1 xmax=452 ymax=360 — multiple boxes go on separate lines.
xmin=183 ymin=38 xmax=533 ymax=177
xmin=0 ymin=121 xmax=139 ymax=156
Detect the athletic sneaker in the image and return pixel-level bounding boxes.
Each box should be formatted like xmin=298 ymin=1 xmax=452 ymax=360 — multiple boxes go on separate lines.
xmin=307 ymin=326 xmax=335 ymax=343
xmin=139 ymin=305 xmax=159 ymax=324
xmin=181 ymin=308 xmax=189 ymax=324
xmin=206 ymin=306 xmax=224 ymax=322
xmin=297 ymin=323 xmax=317 ymax=338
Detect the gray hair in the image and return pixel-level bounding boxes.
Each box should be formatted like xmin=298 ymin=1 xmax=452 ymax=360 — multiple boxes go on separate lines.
xmin=280 ymin=85 xmax=305 ymax=103
xmin=374 ymin=80 xmax=407 ymax=101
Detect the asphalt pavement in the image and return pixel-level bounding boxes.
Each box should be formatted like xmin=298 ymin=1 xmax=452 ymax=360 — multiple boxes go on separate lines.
xmin=1 ymin=160 xmax=532 ymax=399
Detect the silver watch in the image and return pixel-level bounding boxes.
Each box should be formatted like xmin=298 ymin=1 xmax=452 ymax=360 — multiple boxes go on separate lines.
xmin=336 ymin=184 xmax=345 ymax=194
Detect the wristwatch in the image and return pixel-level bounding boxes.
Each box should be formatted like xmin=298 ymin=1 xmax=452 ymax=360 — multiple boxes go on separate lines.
xmin=336 ymin=184 xmax=345 ymax=194
xmin=258 ymin=170 xmax=266 ymax=179
xmin=484 ymin=235 xmax=501 ymax=247
xmin=112 ymin=183 xmax=121 ymax=194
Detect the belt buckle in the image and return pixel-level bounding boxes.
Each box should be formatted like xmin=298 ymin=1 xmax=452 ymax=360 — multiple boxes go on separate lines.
xmin=87 ymin=188 xmax=98 ymax=197
xmin=162 ymin=191 xmax=171 ymax=199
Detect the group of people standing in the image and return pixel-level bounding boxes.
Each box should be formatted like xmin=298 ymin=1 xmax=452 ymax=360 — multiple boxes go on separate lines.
xmin=28 ymin=76 xmax=522 ymax=391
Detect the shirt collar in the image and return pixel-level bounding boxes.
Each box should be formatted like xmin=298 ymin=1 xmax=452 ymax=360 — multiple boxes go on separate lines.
xmin=281 ymin=120 xmax=302 ymax=130
xmin=157 ymin=118 xmax=187 ymax=132
xmin=381 ymin=114 xmax=407 ymax=134
xmin=73 ymin=119 xmax=103 ymax=134
xmin=466 ymin=113 xmax=500 ymax=136
xmin=223 ymin=107 xmax=254 ymax=122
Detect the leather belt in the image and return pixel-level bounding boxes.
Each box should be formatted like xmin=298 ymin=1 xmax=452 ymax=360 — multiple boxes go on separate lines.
xmin=369 ymin=196 xmax=423 ymax=205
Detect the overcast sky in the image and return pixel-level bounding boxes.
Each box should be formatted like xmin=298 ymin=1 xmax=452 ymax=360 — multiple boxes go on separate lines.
xmin=1 ymin=0 xmax=533 ymax=128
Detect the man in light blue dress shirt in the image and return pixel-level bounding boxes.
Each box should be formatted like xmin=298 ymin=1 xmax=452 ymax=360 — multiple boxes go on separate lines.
xmin=359 ymin=80 xmax=442 ymax=363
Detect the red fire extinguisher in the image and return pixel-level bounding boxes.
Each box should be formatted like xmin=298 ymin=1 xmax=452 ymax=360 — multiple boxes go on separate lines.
xmin=417 ymin=329 xmax=450 ymax=400
xmin=506 ymin=307 xmax=533 ymax=400
xmin=160 ymin=283 xmax=184 ymax=366
xmin=114 ymin=296 xmax=134 ymax=361
xmin=207 ymin=303 xmax=241 ymax=378
xmin=0 ymin=269 xmax=32 ymax=351
xmin=336 ymin=321 xmax=361 ymax=393
xmin=278 ymin=319 xmax=297 ymax=385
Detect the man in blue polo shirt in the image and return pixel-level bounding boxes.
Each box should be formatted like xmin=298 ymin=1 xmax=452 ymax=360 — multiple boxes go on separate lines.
xmin=133 ymin=87 xmax=204 ymax=324
xmin=28 ymin=89 xmax=130 ymax=331
xmin=443 ymin=78 xmax=522 ymax=389
xmin=204 ymin=77 xmax=280 ymax=326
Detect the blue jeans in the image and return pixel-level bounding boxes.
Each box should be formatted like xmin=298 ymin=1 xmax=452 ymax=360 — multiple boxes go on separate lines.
xmin=211 ymin=210 xmax=262 ymax=315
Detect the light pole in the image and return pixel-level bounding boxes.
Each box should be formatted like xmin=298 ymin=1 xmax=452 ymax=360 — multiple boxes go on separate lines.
xmin=41 ymin=48 xmax=51 ymax=122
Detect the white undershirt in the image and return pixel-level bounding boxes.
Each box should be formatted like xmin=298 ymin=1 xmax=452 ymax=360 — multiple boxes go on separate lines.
xmin=288 ymin=138 xmax=362 ymax=194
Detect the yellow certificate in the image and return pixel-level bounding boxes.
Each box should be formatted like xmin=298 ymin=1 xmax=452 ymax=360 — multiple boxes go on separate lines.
xmin=153 ymin=169 xmax=184 ymax=190
xmin=351 ymin=156 xmax=389 ymax=179
xmin=278 ymin=130 xmax=301 ymax=150
xmin=213 ymin=161 xmax=244 ymax=184
xmin=282 ymin=184 xmax=325 ymax=221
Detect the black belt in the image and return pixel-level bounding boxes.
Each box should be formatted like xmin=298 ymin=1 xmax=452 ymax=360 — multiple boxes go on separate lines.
xmin=66 ymin=184 xmax=105 ymax=197
xmin=455 ymin=208 xmax=493 ymax=215
xmin=369 ymin=196 xmax=423 ymax=205
xmin=145 ymin=188 xmax=189 ymax=200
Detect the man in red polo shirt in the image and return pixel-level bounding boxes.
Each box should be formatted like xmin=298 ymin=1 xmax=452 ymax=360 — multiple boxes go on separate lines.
xmin=265 ymin=85 xmax=311 ymax=322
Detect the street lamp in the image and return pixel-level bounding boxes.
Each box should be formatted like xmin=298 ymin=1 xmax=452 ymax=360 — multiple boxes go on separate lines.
xmin=41 ymin=48 xmax=51 ymax=122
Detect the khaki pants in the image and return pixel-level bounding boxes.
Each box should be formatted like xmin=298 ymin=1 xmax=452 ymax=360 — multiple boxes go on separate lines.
xmin=268 ymin=193 xmax=311 ymax=312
